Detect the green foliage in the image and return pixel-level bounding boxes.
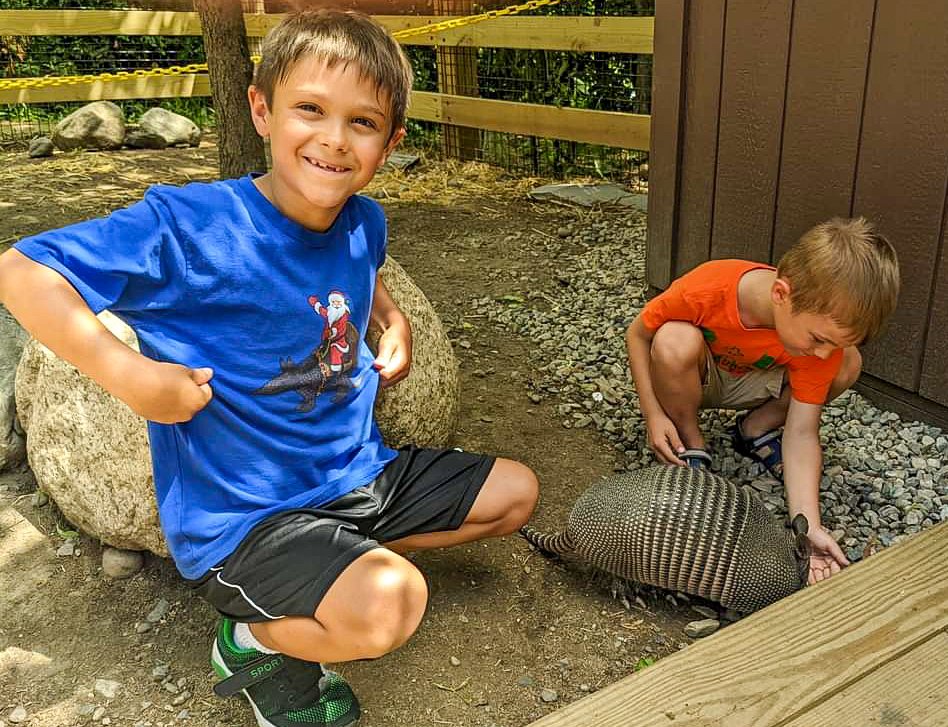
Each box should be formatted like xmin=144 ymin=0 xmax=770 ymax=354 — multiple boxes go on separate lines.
xmin=633 ymin=656 xmax=655 ymax=672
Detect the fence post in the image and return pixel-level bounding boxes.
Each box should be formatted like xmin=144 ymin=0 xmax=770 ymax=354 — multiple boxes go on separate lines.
xmin=434 ymin=0 xmax=481 ymax=161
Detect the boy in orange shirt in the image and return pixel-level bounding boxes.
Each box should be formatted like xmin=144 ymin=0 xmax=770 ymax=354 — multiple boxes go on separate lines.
xmin=626 ymin=218 xmax=899 ymax=584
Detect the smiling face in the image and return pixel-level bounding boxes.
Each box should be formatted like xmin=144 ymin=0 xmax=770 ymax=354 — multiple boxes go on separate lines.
xmin=248 ymin=56 xmax=405 ymax=231
xmin=771 ymin=278 xmax=859 ymax=358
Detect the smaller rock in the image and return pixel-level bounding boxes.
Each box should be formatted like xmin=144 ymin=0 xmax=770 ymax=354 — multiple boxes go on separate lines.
xmin=517 ymin=675 xmax=534 ymax=687
xmin=28 ymin=137 xmax=54 ymax=158
xmin=31 ymin=491 xmax=49 ymax=508
xmin=8 ymin=705 xmax=28 ymax=723
xmin=539 ymin=688 xmax=558 ymax=703
xmin=92 ymin=705 xmax=106 ymax=721
xmin=684 ymin=619 xmax=720 ymax=638
xmin=94 ymin=678 xmax=121 ymax=700
xmin=57 ymin=540 xmax=76 ymax=557
xmin=449 ymin=656 xmax=461 ymax=666
xmin=146 ymin=599 xmax=169 ymax=623
xmin=102 ymin=547 xmax=144 ymax=579
xmin=152 ymin=664 xmax=170 ymax=681
xmin=76 ymin=704 xmax=96 ymax=717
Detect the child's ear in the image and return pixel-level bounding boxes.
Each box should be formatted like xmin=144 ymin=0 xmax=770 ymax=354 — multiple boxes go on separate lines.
xmin=247 ymin=85 xmax=271 ymax=139
xmin=380 ymin=126 xmax=407 ymax=167
xmin=772 ymin=277 xmax=792 ymax=307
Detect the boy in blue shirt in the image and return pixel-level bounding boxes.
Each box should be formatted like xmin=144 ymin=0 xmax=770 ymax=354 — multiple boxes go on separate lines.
xmin=0 ymin=11 xmax=539 ymax=727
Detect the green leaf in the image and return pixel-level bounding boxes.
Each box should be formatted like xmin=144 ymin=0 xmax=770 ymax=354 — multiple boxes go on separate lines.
xmin=633 ymin=657 xmax=655 ymax=672
xmin=56 ymin=524 xmax=79 ymax=541
xmin=495 ymin=294 xmax=525 ymax=305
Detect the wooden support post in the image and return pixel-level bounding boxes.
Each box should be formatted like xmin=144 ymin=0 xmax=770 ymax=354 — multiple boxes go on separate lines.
xmin=434 ymin=0 xmax=481 ymax=161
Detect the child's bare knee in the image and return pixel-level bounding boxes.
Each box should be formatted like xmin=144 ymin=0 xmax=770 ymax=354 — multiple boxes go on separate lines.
xmin=501 ymin=462 xmax=539 ymax=532
xmin=650 ymin=322 xmax=705 ymax=372
xmin=838 ymin=346 xmax=862 ymax=387
xmin=357 ymin=560 xmax=428 ymax=657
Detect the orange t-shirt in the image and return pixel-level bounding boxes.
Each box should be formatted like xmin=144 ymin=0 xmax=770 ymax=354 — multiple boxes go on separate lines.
xmin=640 ymin=259 xmax=843 ymax=405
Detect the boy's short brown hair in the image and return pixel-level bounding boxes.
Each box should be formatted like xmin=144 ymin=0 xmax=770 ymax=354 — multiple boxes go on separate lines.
xmin=777 ymin=217 xmax=899 ymax=343
xmin=253 ymin=9 xmax=413 ymax=139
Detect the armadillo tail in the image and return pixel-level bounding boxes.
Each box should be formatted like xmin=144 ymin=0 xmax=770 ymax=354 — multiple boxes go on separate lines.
xmin=520 ymin=525 xmax=576 ymax=556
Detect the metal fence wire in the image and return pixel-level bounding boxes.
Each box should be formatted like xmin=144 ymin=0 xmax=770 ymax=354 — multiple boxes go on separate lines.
xmin=0 ymin=0 xmax=653 ymax=181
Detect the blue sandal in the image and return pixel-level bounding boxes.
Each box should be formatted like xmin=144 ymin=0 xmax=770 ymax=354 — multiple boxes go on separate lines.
xmin=731 ymin=415 xmax=784 ymax=482
xmin=680 ymin=448 xmax=713 ymax=471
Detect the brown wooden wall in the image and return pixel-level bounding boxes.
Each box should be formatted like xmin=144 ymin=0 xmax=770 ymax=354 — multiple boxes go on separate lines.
xmin=647 ymin=0 xmax=948 ymax=427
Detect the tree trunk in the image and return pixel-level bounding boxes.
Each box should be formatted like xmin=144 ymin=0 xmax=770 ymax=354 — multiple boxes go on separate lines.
xmin=194 ymin=0 xmax=267 ymax=178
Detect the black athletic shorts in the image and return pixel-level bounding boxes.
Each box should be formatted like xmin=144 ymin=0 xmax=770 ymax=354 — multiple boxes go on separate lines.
xmin=186 ymin=447 xmax=495 ymax=622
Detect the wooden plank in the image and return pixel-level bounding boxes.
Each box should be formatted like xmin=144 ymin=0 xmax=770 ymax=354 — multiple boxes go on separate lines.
xmin=771 ymin=0 xmax=873 ymax=261
xmin=0 ymin=10 xmax=654 ymax=53
xmin=673 ymin=0 xmax=725 ymax=279
xmin=852 ymin=0 xmax=948 ymax=391
xmin=0 ymin=74 xmax=212 ymax=105
xmin=918 ymin=196 xmax=948 ymax=406
xmin=709 ymin=0 xmax=792 ymax=262
xmin=782 ymin=631 xmax=948 ymax=727
xmin=0 ymin=9 xmax=204 ymax=36
xmin=0 ymin=79 xmax=649 ymax=150
xmin=645 ymin=0 xmax=686 ymax=290
xmin=411 ymin=92 xmax=650 ymax=150
xmin=526 ymin=521 xmax=948 ymax=727
xmin=381 ymin=15 xmax=655 ymax=53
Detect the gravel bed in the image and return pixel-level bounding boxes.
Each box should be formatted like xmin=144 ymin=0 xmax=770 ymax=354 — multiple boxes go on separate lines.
xmin=474 ymin=209 xmax=947 ymax=563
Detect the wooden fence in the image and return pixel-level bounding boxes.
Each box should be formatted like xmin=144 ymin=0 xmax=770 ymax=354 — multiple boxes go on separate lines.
xmin=0 ymin=9 xmax=652 ymax=151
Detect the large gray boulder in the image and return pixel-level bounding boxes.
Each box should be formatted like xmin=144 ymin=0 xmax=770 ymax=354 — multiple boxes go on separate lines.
xmin=15 ymin=313 xmax=166 ymax=555
xmin=0 ymin=307 xmax=28 ymax=471
xmin=15 ymin=262 xmax=457 ymax=554
xmin=52 ymin=101 xmax=126 ymax=152
xmin=371 ymin=258 xmax=460 ymax=449
xmin=126 ymin=108 xmax=201 ymax=149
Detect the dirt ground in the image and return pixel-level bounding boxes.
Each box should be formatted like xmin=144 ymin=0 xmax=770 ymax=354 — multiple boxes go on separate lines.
xmin=0 ymin=141 xmax=693 ymax=727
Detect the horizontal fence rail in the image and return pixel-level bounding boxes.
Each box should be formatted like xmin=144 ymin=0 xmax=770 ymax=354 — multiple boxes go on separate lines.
xmin=0 ymin=10 xmax=653 ymax=53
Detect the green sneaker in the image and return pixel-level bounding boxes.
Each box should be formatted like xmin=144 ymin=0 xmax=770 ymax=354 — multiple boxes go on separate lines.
xmin=211 ymin=618 xmax=360 ymax=727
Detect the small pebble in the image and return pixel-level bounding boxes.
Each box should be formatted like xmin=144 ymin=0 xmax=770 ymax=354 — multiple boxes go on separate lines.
xmin=684 ymin=619 xmax=720 ymax=638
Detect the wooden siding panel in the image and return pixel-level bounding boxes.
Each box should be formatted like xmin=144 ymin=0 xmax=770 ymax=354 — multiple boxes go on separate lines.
xmin=709 ymin=0 xmax=792 ymax=263
xmin=771 ymin=0 xmax=873 ymax=261
xmin=646 ymin=0 xmax=686 ymax=289
xmin=919 ymin=200 xmax=948 ymax=406
xmin=852 ymin=0 xmax=948 ymax=390
xmin=673 ymin=0 xmax=725 ymax=278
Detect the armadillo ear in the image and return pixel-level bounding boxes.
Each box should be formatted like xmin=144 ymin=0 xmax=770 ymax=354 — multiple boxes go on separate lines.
xmin=791 ymin=513 xmax=809 ymax=536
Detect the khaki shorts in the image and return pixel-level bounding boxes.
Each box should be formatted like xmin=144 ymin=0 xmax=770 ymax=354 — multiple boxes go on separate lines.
xmin=700 ymin=350 xmax=785 ymax=410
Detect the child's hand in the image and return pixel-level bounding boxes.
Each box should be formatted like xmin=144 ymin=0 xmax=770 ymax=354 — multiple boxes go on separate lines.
xmin=373 ymin=323 xmax=411 ymax=388
xmin=644 ymin=412 xmax=687 ymax=465
xmin=805 ymin=526 xmax=849 ymax=584
xmin=124 ymin=361 xmax=214 ymax=424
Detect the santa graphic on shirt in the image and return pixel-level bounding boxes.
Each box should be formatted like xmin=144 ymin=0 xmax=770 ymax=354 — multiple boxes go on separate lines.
xmin=308 ymin=290 xmax=351 ymax=372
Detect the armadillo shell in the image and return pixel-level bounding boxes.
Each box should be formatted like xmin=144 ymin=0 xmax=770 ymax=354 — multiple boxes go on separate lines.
xmin=567 ymin=465 xmax=804 ymax=612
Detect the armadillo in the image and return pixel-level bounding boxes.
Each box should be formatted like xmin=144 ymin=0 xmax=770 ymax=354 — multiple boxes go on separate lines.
xmin=521 ymin=464 xmax=810 ymax=613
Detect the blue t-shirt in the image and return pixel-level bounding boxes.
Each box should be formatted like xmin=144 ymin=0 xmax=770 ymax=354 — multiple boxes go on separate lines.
xmin=15 ymin=175 xmax=398 ymax=578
